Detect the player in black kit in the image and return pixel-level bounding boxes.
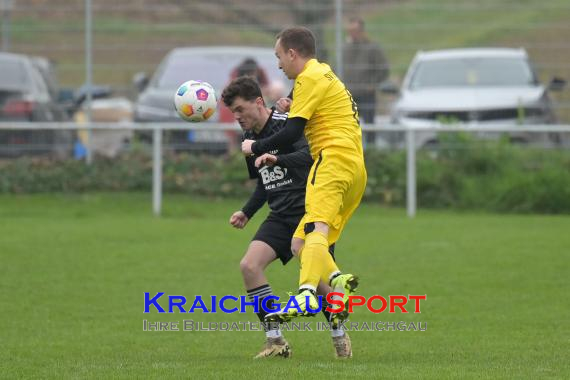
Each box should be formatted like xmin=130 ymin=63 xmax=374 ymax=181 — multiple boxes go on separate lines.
xmin=222 ymin=77 xmax=348 ymax=359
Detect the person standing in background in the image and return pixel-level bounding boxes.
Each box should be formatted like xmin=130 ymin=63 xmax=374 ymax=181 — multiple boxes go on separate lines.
xmin=343 ymin=16 xmax=389 ymax=145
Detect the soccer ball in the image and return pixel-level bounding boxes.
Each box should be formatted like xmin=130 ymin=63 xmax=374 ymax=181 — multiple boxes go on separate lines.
xmin=174 ymin=80 xmax=217 ymax=122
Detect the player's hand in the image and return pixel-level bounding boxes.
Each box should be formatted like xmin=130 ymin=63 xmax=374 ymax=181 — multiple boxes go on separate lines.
xmin=275 ymin=97 xmax=292 ymax=113
xmin=241 ymin=139 xmax=254 ymax=155
xmin=229 ymin=211 xmax=249 ymax=229
xmin=255 ymin=153 xmax=278 ymax=168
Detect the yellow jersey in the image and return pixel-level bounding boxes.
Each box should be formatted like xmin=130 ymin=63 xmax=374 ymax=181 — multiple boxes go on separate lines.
xmin=288 ymin=59 xmax=363 ymax=160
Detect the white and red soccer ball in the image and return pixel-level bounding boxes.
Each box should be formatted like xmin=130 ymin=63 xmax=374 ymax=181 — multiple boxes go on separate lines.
xmin=174 ymin=80 xmax=217 ymax=122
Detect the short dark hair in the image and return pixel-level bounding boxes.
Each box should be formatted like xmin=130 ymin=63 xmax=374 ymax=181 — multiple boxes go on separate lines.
xmin=236 ymin=58 xmax=258 ymax=77
xmin=349 ymin=16 xmax=365 ymax=30
xmin=276 ymin=26 xmax=316 ymax=58
xmin=221 ymin=76 xmax=263 ymax=107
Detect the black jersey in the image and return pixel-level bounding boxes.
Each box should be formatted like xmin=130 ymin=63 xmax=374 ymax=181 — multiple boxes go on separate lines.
xmin=241 ymin=109 xmax=313 ymax=218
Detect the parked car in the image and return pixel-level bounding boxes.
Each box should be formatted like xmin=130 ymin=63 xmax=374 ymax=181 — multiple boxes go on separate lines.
xmin=0 ymin=52 xmax=73 ymax=157
xmin=133 ymin=46 xmax=291 ymax=152
xmin=388 ymin=48 xmax=566 ymax=148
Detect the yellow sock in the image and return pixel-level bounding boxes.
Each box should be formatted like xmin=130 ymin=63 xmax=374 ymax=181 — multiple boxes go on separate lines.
xmin=299 ymin=231 xmax=339 ymax=290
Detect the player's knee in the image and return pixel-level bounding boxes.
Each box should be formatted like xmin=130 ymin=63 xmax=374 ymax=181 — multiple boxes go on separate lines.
xmin=291 ymin=246 xmax=300 ymax=257
xmin=291 ymin=237 xmax=304 ymax=257
xmin=239 ymin=257 xmax=261 ymax=277
xmin=304 ymin=221 xmax=329 ymax=236
xmin=313 ymin=221 xmax=329 ymax=235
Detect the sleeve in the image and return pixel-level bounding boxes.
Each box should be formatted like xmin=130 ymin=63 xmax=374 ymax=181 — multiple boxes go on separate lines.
xmin=288 ymin=75 xmax=327 ymax=120
xmin=275 ymin=136 xmax=313 ymax=168
xmin=251 ymin=117 xmax=307 ymax=155
xmin=245 ymin=156 xmax=257 ymax=179
xmin=241 ymin=179 xmax=267 ymax=219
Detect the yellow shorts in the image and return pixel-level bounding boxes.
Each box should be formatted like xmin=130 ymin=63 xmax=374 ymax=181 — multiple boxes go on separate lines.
xmin=293 ymin=148 xmax=367 ymax=246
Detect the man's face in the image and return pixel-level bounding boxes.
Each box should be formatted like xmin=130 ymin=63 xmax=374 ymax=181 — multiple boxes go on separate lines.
xmin=229 ymin=96 xmax=264 ymax=131
xmin=347 ymin=21 xmax=363 ymax=41
xmin=275 ymin=39 xmax=295 ymax=79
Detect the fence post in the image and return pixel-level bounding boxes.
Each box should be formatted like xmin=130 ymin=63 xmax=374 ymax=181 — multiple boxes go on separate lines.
xmin=335 ymin=0 xmax=343 ymax=78
xmin=406 ymin=128 xmax=416 ymax=218
xmin=84 ymin=0 xmax=93 ymax=165
xmin=152 ymin=127 xmax=162 ymax=216
xmin=1 ymin=0 xmax=14 ymax=52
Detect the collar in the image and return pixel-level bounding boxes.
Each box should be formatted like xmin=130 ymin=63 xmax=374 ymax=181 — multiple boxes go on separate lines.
xmin=300 ymin=58 xmax=319 ymax=75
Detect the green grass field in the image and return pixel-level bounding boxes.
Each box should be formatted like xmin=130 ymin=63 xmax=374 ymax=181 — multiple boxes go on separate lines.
xmin=1 ymin=193 xmax=568 ymax=379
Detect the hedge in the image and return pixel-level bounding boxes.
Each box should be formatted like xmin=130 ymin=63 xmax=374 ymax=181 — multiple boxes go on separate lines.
xmin=2 ymin=137 xmax=570 ymax=213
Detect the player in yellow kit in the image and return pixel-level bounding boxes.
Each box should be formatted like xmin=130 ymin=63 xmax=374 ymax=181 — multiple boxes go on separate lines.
xmin=242 ymin=27 xmax=367 ymax=352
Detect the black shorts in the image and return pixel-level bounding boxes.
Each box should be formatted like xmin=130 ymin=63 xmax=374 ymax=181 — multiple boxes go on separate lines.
xmin=252 ymin=213 xmax=336 ymax=265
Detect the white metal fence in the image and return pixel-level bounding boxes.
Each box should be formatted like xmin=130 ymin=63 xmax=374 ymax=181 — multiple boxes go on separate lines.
xmin=2 ymin=121 xmax=570 ymax=218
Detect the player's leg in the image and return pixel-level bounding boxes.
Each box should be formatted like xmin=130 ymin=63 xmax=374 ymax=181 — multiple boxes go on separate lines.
xmin=304 ymin=243 xmax=352 ymax=359
xmin=251 ymin=213 xmax=301 ymax=357
xmin=240 ymin=240 xmax=276 ymax=290
xmin=295 ymin=238 xmax=344 ymax=327
xmin=321 ymin=159 xmax=365 ymax=359
xmin=328 ymin=160 xmax=366 ymax=312
xmin=300 ymin=221 xmax=341 ymax=291
xmin=240 ymin=240 xmax=279 ymax=327
xmin=290 ymin=236 xmax=304 ymax=257
xmin=297 ymin=152 xmax=346 ymax=298
xmin=266 ymin=152 xmax=365 ymax=323
xmin=316 ymin=280 xmax=334 ymax=322
xmin=275 ymin=219 xmax=339 ymax=319
xmin=316 ymin=280 xmax=346 ymax=327
xmin=241 ymin=240 xmax=290 ymax=359
xmin=246 ymin=214 xmax=298 ymax=359
xmin=265 ymin=154 xmax=350 ymax=321
xmin=317 ymin=263 xmax=352 ymax=359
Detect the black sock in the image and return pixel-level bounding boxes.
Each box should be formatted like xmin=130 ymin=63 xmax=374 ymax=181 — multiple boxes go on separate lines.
xmin=321 ymin=300 xmax=338 ymax=330
xmin=247 ymin=284 xmax=278 ymax=332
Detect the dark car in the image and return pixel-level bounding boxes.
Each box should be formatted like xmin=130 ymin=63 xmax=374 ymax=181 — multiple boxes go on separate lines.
xmin=133 ymin=46 xmax=290 ymax=152
xmin=0 ymin=52 xmax=73 ymax=157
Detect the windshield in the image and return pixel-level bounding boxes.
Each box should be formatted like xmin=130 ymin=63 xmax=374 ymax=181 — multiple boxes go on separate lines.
xmin=153 ymin=50 xmax=287 ymax=92
xmin=0 ymin=59 xmax=31 ymax=89
xmin=409 ymin=57 xmax=536 ymax=89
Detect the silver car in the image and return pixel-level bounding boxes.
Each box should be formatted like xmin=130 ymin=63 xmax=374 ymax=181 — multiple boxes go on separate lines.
xmin=390 ymin=48 xmax=565 ymax=147
xmin=133 ymin=46 xmax=290 ymax=152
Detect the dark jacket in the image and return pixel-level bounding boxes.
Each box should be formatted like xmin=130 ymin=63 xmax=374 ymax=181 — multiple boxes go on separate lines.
xmin=343 ymin=38 xmax=389 ymax=98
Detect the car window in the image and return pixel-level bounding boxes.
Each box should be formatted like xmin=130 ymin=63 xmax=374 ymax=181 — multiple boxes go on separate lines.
xmin=0 ymin=59 xmax=31 ymax=89
xmin=410 ymin=58 xmax=537 ymax=89
xmin=32 ymin=58 xmax=59 ymax=99
xmin=29 ymin=64 xmax=50 ymax=97
xmin=153 ymin=50 xmax=286 ymax=93
xmin=157 ymin=55 xmax=227 ymax=90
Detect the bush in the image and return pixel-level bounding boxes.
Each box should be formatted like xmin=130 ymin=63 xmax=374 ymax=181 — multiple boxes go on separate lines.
xmin=2 ymin=138 xmax=570 ymax=214
xmin=0 ymin=151 xmax=255 ymax=197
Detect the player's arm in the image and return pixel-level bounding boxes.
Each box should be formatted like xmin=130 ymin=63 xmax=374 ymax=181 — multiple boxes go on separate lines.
xmin=241 ymin=179 xmax=267 ymax=219
xmin=274 ymin=136 xmax=313 ymax=168
xmin=231 ymin=156 xmax=266 ymax=228
xmin=244 ymin=75 xmax=323 ymax=155
xmin=241 ymin=155 xmax=267 ymax=218
xmin=250 ymin=117 xmax=307 ymax=155
xmin=274 ymin=89 xmax=293 ymax=113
